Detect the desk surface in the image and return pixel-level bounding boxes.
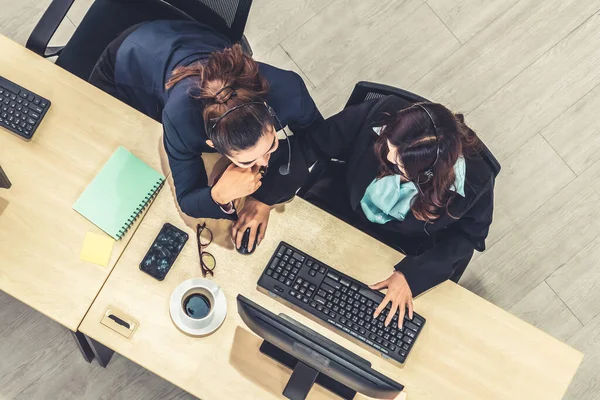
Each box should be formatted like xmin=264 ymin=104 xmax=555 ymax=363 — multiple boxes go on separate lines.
xmin=80 ymin=173 xmax=583 ymax=400
xmin=0 ymin=35 xmax=164 ymax=331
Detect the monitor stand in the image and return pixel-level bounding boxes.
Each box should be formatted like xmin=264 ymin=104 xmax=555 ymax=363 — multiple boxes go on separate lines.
xmin=259 ymin=341 xmax=357 ymax=400
xmin=0 ymin=165 xmax=11 ymax=189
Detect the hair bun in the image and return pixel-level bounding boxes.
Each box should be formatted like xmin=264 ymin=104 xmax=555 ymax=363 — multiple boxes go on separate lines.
xmin=213 ymin=86 xmax=236 ymax=104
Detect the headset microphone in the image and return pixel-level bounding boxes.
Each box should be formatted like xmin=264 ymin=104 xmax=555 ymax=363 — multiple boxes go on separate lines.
xmin=278 ymin=129 xmax=291 ymax=176
xmin=267 ymin=105 xmax=292 ymax=176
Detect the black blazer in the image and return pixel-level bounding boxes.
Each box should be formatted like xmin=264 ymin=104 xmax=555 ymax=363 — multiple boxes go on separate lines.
xmin=295 ymin=96 xmax=495 ymax=295
xmin=110 ymin=20 xmax=322 ymax=219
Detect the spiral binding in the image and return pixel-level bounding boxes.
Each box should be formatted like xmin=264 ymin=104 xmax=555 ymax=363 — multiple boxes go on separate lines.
xmin=116 ymin=179 xmax=165 ymax=239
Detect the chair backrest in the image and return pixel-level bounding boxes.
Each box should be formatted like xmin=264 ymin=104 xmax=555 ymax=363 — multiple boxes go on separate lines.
xmin=345 ymin=81 xmax=501 ymax=177
xmin=345 ymin=81 xmax=429 ymax=108
xmin=54 ymin=0 xmax=253 ymax=81
xmin=165 ymin=0 xmax=252 ymax=43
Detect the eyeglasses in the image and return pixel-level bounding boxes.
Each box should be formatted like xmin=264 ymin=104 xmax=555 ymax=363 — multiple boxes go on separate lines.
xmin=196 ymin=223 xmax=216 ymax=277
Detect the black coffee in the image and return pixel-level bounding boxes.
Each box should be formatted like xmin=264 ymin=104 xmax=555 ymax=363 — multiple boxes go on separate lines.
xmin=183 ymin=293 xmax=212 ymax=319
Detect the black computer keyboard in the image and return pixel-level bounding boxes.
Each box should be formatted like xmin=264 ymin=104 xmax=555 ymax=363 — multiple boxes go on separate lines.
xmin=0 ymin=75 xmax=50 ymax=140
xmin=258 ymin=242 xmax=426 ymax=364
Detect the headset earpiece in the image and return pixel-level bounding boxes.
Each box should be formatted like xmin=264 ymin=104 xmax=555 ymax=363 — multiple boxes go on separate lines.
xmin=414 ymin=103 xmax=440 ymax=183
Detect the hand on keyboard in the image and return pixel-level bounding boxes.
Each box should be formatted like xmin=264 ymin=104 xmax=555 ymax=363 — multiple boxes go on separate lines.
xmin=370 ymin=272 xmax=414 ymax=329
xmin=258 ymin=242 xmax=426 ymax=364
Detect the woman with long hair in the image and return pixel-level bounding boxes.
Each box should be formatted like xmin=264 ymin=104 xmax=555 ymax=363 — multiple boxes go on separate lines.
xmin=298 ymin=96 xmax=495 ymax=327
xmin=89 ymin=20 xmax=322 ymax=251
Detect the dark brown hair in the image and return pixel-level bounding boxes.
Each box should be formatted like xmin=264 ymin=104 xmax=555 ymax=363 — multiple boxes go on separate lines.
xmin=166 ymin=44 xmax=273 ymax=155
xmin=374 ymin=102 xmax=480 ymax=222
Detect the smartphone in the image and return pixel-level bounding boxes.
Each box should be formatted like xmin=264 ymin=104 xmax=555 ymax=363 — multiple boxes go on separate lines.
xmin=139 ymin=223 xmax=189 ymax=281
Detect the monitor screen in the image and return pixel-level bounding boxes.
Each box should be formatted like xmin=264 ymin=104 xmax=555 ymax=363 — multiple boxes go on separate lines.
xmin=237 ymin=295 xmax=403 ymax=400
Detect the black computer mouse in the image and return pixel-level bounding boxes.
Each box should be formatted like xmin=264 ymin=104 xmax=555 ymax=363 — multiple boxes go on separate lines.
xmin=237 ymin=227 xmax=259 ymax=255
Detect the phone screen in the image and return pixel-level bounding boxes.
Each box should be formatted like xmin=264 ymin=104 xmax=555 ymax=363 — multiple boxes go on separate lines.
xmin=139 ymin=223 xmax=189 ymax=281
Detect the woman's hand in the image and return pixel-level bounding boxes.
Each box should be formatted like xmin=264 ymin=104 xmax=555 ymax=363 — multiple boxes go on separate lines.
xmin=232 ymin=197 xmax=271 ymax=250
xmin=370 ymin=271 xmax=414 ymax=329
xmin=211 ymin=164 xmax=263 ymax=205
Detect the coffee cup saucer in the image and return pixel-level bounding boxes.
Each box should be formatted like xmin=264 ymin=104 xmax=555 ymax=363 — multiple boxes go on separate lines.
xmin=170 ymin=278 xmax=227 ymax=337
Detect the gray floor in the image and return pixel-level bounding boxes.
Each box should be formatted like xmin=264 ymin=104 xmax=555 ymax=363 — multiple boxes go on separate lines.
xmin=2 ymin=0 xmax=600 ymax=398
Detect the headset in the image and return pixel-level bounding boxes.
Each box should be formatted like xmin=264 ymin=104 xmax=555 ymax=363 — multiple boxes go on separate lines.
xmin=413 ymin=103 xmax=440 ymax=184
xmin=206 ymin=99 xmax=291 ymax=176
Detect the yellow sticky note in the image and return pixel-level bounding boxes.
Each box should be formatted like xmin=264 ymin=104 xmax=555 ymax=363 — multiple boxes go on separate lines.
xmin=80 ymin=232 xmax=115 ymax=267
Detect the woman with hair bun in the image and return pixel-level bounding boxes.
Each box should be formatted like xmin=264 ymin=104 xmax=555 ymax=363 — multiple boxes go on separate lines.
xmin=89 ymin=20 xmax=322 ymax=251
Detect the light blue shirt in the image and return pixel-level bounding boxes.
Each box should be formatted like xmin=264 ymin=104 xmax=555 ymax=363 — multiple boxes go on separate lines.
xmin=360 ymin=126 xmax=466 ymax=224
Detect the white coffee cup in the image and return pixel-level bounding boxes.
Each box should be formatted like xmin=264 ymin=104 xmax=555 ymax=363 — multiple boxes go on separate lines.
xmin=170 ymin=278 xmax=227 ymax=336
xmin=179 ymin=286 xmax=217 ymax=330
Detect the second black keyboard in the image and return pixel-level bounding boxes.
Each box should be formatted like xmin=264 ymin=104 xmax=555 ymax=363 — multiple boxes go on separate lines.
xmin=0 ymin=75 xmax=50 ymax=140
xmin=257 ymin=242 xmax=426 ymax=364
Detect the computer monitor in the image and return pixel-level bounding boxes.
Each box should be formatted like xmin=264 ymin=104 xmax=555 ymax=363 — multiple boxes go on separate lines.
xmin=237 ymin=295 xmax=403 ymax=400
xmin=0 ymin=164 xmax=11 ymax=189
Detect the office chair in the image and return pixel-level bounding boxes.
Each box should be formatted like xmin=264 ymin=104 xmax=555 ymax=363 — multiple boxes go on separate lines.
xmin=26 ymin=0 xmax=253 ymax=81
xmin=299 ymin=81 xmax=501 ymax=283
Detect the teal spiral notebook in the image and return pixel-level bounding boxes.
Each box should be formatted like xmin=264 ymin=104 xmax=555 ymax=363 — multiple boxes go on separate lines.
xmin=73 ymin=146 xmax=165 ymax=240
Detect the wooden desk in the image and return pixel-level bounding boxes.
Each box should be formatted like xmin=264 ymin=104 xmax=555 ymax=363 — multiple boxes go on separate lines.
xmin=0 ymin=35 xmax=164 ymax=332
xmin=80 ymin=175 xmax=583 ymax=399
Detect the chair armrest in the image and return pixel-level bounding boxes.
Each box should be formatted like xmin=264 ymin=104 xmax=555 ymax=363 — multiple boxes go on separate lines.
xmin=26 ymin=0 xmax=75 ymax=57
xmin=241 ymin=35 xmax=253 ymax=57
